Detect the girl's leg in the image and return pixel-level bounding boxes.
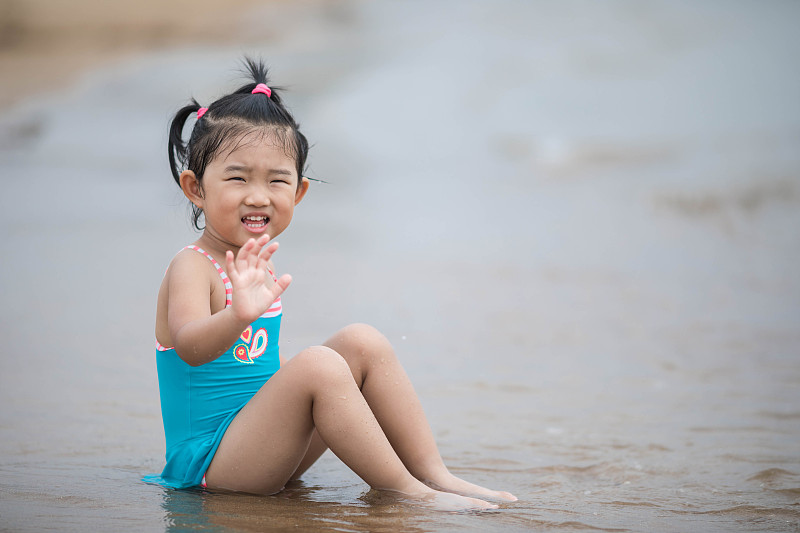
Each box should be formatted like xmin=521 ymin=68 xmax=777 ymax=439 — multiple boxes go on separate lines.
xmin=203 ymin=345 xmax=496 ymax=510
xmin=293 ymin=324 xmax=516 ymax=502
xmin=288 ymin=429 xmax=326 ymax=481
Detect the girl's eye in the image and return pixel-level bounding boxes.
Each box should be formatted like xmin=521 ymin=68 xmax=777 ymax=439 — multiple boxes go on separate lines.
xmin=272 ymin=179 xmax=290 ymax=185
xmin=227 ymin=177 xmax=245 ymax=182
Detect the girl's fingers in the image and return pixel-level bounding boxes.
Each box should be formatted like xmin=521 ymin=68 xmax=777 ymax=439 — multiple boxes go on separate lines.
xmin=225 ymin=250 xmax=236 ymax=277
xmin=229 ymin=236 xmax=282 ymax=287
xmin=257 ymin=242 xmax=279 ymax=268
xmin=257 ymin=240 xmax=278 ymax=257
xmin=235 ymin=239 xmax=251 ymax=267
xmin=272 ymin=274 xmax=292 ymax=297
xmin=261 ymin=241 xmax=279 ymax=258
xmin=254 ymin=235 xmax=271 ymax=258
xmin=243 ymin=235 xmax=271 ymax=269
xmin=239 ymin=237 xmax=261 ymax=269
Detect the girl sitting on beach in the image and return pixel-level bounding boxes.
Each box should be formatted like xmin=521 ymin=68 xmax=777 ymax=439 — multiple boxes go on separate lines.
xmin=147 ymin=58 xmax=516 ymax=511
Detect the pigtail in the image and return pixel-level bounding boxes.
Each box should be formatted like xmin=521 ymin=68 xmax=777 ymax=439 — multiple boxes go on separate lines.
xmin=168 ymin=99 xmax=202 ymax=185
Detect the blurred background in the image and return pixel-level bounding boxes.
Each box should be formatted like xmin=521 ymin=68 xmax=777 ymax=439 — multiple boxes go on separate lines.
xmin=0 ymin=1 xmax=798 ymax=531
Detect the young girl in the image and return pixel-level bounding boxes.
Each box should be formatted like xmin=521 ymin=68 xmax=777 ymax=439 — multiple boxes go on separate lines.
xmin=148 ymin=58 xmax=516 ymax=511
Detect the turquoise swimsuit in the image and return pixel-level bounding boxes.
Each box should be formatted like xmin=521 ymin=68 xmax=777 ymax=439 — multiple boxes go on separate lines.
xmin=145 ymin=246 xmax=282 ymax=489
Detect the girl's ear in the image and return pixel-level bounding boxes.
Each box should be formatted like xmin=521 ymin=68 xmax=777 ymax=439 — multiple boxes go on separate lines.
xmin=294 ymin=176 xmax=310 ymax=206
xmin=179 ymin=170 xmax=204 ymax=209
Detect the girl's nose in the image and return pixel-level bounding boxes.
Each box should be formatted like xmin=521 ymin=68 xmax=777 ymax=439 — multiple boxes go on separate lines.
xmin=245 ymin=186 xmax=271 ymax=206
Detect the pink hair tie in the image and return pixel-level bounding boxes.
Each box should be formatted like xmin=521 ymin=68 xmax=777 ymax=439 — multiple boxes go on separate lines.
xmin=197 ymin=107 xmax=208 ymax=119
xmin=252 ymin=83 xmax=272 ymax=97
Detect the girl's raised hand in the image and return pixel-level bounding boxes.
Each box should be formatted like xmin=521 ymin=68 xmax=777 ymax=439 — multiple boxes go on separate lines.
xmin=225 ymin=235 xmax=292 ymax=324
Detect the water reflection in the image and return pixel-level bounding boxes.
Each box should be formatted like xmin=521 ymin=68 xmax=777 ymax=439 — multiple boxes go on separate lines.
xmin=159 ymin=482 xmax=445 ymax=533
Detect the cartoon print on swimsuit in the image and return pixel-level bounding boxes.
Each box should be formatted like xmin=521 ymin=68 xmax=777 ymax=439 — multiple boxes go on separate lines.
xmin=232 ymin=325 xmax=268 ymax=364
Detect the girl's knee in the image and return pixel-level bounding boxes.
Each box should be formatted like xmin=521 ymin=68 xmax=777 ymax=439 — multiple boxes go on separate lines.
xmin=292 ymin=345 xmax=351 ymax=381
xmin=323 ymin=324 xmax=398 ymax=384
xmin=337 ymin=323 xmax=393 ymax=355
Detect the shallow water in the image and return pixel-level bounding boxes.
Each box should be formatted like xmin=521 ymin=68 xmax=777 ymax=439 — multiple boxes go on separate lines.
xmin=1 ymin=0 xmax=799 ymax=531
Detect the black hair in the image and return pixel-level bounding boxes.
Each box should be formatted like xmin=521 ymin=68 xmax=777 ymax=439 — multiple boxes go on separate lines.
xmin=168 ymin=57 xmax=310 ymax=229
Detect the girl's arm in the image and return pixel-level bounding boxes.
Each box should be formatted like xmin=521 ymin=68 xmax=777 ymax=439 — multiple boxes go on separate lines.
xmin=168 ymin=237 xmax=290 ymax=366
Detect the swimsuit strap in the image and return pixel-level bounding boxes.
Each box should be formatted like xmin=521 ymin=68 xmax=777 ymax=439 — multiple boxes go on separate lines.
xmin=185 ymin=245 xmax=233 ymax=308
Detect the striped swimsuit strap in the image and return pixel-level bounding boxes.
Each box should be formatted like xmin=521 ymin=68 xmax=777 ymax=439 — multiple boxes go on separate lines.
xmin=185 ymin=245 xmax=233 ymax=307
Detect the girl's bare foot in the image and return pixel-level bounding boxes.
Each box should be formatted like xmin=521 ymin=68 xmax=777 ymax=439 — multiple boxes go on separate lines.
xmin=423 ymin=472 xmax=517 ymax=502
xmin=391 ymin=479 xmax=499 ymax=511
xmin=400 ymin=488 xmax=499 ymax=512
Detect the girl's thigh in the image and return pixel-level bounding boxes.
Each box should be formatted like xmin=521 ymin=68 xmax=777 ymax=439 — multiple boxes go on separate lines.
xmin=204 ymin=346 xmax=338 ymax=495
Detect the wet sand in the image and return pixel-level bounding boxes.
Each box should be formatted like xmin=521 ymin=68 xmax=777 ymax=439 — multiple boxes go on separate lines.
xmin=1 ymin=1 xmax=799 ymax=531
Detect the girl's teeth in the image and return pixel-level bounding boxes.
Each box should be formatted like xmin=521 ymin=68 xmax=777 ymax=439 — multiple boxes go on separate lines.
xmin=243 ymin=216 xmax=267 ymax=227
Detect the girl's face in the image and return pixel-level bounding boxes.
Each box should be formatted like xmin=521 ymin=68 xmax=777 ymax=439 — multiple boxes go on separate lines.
xmin=181 ymin=132 xmax=309 ymax=252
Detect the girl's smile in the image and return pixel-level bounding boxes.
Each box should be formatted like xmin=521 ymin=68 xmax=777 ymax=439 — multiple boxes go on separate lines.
xmin=242 ymin=214 xmax=270 ymax=232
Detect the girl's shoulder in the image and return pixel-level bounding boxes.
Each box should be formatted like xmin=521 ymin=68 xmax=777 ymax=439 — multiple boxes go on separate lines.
xmin=165 ymin=246 xmax=223 ymax=286
xmin=163 ymin=246 xmax=231 ymax=312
